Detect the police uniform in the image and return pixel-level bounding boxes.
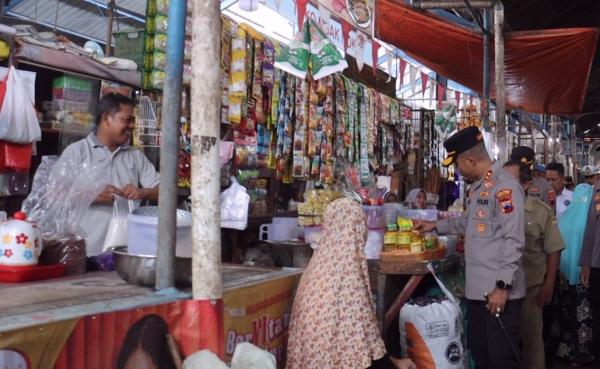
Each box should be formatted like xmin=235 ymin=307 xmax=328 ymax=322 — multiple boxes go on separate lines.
xmin=579 ymin=184 xmax=600 ymax=358
xmin=510 ymin=146 xmax=554 ymax=205
xmin=439 ymin=127 xmax=525 ymax=369
xmin=521 ymin=197 xmax=565 ymax=369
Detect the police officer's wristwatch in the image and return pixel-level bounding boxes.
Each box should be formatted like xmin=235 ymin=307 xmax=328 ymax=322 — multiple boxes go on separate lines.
xmin=495 ymin=280 xmax=513 ymax=290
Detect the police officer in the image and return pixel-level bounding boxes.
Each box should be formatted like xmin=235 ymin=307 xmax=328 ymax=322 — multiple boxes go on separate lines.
xmin=503 ymin=160 xmax=565 ymax=369
xmin=417 ymin=127 xmax=525 ymax=369
xmin=580 ymin=183 xmax=600 ymax=368
xmin=510 ymin=146 xmax=554 ymax=205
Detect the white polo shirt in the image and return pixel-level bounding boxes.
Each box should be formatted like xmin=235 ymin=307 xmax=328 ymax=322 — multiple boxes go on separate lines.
xmin=58 ymin=133 xmax=160 ymax=255
xmin=556 ymin=187 xmax=573 ymax=221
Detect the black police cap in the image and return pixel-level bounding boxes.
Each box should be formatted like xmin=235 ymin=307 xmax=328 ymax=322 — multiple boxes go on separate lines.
xmin=510 ymin=146 xmax=535 ymax=166
xmin=442 ymin=126 xmax=484 ymax=167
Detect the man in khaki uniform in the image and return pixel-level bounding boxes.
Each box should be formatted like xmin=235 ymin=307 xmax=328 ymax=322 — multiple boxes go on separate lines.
xmin=503 ymin=160 xmax=565 ymax=369
xmin=510 ymin=146 xmax=554 ymax=205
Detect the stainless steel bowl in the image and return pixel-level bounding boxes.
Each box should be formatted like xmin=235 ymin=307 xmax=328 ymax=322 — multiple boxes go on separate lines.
xmin=112 ymin=246 xmax=192 ymax=287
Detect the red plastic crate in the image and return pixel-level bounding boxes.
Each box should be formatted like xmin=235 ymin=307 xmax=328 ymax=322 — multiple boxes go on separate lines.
xmin=0 ymin=263 xmax=66 ymax=283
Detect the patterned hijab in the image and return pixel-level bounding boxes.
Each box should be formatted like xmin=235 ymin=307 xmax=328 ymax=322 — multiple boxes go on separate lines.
xmin=286 ymin=198 xmax=386 ymax=369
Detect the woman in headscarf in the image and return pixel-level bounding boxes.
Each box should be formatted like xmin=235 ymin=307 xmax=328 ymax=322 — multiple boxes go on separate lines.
xmin=551 ymin=183 xmax=595 ymax=366
xmin=405 ymin=188 xmax=427 ymax=209
xmin=286 ymin=198 xmax=415 ymax=369
xmin=384 ymin=191 xmax=399 ymax=203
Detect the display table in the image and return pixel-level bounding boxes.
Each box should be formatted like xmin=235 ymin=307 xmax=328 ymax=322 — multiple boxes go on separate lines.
xmin=368 ymin=254 xmax=465 ymax=351
xmin=0 ymin=265 xmax=302 ymax=368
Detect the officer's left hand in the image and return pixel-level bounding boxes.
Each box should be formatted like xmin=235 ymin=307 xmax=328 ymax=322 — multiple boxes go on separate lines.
xmin=122 ymin=184 xmax=145 ymax=200
xmin=536 ymin=282 xmax=554 ymax=308
xmin=486 ymin=288 xmax=509 ymax=315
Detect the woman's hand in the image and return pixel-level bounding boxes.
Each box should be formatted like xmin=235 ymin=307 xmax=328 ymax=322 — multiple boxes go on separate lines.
xmin=390 ymin=357 xmax=416 ymax=369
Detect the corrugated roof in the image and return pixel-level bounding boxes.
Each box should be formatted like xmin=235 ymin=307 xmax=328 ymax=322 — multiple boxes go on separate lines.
xmin=5 ymin=0 xmax=144 ymax=43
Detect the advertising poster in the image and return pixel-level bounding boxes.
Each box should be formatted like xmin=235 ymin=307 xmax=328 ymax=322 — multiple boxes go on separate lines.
xmin=223 ymin=274 xmax=301 ymax=367
xmin=0 ymin=299 xmax=222 ymax=369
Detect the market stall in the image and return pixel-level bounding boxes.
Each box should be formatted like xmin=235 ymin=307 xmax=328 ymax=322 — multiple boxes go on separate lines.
xmin=0 ymin=1 xmax=471 ymax=367
xmin=0 ymin=266 xmax=301 ymax=367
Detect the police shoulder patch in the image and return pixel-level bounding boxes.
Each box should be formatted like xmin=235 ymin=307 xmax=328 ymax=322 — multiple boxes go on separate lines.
xmin=496 ymin=189 xmax=514 ymax=214
xmin=496 ymin=189 xmax=512 ymax=200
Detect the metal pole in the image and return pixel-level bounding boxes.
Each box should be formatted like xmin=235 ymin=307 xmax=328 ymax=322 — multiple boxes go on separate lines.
xmin=105 ymin=0 xmax=115 ymax=56
xmin=155 ymin=0 xmax=187 ymax=290
xmin=571 ymin=122 xmax=578 ymax=182
xmin=551 ymin=115 xmax=558 ymax=162
xmin=530 ymin=121 xmax=535 ymax=152
xmin=482 ymin=8 xmax=491 ymax=131
xmin=413 ymin=0 xmax=494 ymax=8
xmin=191 ymin=0 xmax=222 ymax=300
xmin=494 ymin=1 xmax=506 ymax=161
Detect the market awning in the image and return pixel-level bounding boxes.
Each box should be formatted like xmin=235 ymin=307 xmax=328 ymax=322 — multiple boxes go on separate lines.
xmin=375 ymin=0 xmax=599 ymax=114
xmin=14 ymin=40 xmax=142 ymax=88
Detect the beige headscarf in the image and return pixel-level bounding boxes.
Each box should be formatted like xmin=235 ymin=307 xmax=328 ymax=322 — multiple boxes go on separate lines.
xmin=286 ymin=198 xmax=386 ymax=369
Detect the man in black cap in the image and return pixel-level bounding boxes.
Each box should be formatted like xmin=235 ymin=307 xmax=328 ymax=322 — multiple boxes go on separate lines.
xmin=510 ymin=146 xmax=554 ymax=205
xmin=418 ymin=126 xmax=525 ymax=369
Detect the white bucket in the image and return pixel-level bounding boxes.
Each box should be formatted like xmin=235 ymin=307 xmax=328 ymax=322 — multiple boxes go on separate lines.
xmin=127 ymin=206 xmax=192 ymax=257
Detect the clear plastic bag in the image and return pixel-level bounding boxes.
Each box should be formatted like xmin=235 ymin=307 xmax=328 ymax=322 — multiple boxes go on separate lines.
xmin=22 ymin=156 xmax=109 ymax=236
xmin=220 ymin=176 xmax=250 ymax=230
xmin=0 ymin=66 xmax=41 ymax=143
xmin=102 ymin=196 xmax=135 ymax=251
xmin=23 ymin=156 xmax=109 ymax=274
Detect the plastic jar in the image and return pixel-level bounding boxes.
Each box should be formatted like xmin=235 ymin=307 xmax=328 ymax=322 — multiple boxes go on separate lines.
xmin=410 ymin=241 xmax=423 ymax=253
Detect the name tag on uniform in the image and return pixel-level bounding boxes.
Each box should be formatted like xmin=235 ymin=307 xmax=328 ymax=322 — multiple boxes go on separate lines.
xmin=477 ymin=199 xmax=489 ymax=206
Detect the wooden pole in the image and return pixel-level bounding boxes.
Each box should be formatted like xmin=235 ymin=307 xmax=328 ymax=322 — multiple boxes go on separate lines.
xmin=482 ymin=8 xmax=491 ymax=131
xmin=105 ymin=0 xmax=115 ymax=56
xmin=191 ymin=0 xmax=222 ymax=300
xmin=494 ymin=1 xmax=506 ymax=161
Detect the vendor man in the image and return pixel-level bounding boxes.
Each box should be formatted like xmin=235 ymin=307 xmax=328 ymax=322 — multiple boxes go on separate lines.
xmin=58 ymin=93 xmax=159 ymax=255
xmin=417 ymin=127 xmax=525 ymax=369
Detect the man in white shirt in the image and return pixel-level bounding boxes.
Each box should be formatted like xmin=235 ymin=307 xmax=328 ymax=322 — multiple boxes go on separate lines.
xmin=546 ymin=162 xmax=573 ymax=220
xmin=57 ymin=93 xmax=159 ymax=255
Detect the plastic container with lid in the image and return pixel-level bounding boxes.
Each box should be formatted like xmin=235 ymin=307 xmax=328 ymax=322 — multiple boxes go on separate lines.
xmin=127 ymin=206 xmax=192 ymax=257
xmin=363 ymin=205 xmax=385 ymax=229
xmin=365 ymin=229 xmax=385 ymax=259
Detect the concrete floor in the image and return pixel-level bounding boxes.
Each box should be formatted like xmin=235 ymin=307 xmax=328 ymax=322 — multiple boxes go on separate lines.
xmin=552 ymin=359 xmax=595 ymax=369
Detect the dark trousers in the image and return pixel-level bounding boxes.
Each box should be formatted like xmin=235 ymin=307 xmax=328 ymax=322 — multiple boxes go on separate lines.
xmin=468 ymin=299 xmax=522 ymax=369
xmin=590 ymin=268 xmax=600 ymax=367
xmin=368 ymin=355 xmax=396 ymax=369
